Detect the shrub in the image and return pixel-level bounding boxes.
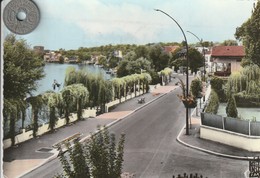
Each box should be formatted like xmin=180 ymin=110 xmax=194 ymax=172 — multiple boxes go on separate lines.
xmin=210 ymin=76 xmax=226 ymax=102
xmin=190 ymin=78 xmax=202 ymax=98
xmin=226 ymin=94 xmax=238 ymax=118
xmin=234 ymin=92 xmax=260 ymax=107
xmin=55 ymin=126 xmax=125 ymax=178
xmin=205 ymin=90 xmax=219 ymax=114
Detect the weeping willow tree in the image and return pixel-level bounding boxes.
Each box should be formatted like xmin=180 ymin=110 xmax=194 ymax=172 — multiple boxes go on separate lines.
xmin=72 ymin=84 xmax=89 ymax=120
xmin=141 ymin=73 xmax=152 ymax=93
xmin=42 ymin=91 xmax=60 ymax=132
xmin=111 ymin=78 xmax=124 ymax=102
xmin=226 ymin=64 xmax=260 ymax=107
xmin=26 ymin=95 xmax=45 ymax=137
xmin=98 ymin=80 xmax=113 ymax=113
xmin=3 ymin=99 xmax=26 ymax=146
xmin=160 ymin=67 xmax=173 ymax=85
xmin=61 ymin=84 xmax=89 ymax=122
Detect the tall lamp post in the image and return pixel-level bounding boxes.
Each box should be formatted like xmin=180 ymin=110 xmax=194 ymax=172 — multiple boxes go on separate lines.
xmin=186 ymin=31 xmax=206 ymax=102
xmin=155 ymin=9 xmax=190 ymax=135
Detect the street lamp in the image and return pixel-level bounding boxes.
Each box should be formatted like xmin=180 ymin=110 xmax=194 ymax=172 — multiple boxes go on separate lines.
xmin=186 ymin=31 xmax=206 ymax=102
xmin=155 ymin=9 xmax=190 ymax=135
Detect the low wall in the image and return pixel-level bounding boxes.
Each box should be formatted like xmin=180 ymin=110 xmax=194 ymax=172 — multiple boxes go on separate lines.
xmin=200 ymin=125 xmax=260 ymax=152
xmin=3 ymin=108 xmax=97 ymax=149
xmin=105 ymin=90 xmax=144 ymax=112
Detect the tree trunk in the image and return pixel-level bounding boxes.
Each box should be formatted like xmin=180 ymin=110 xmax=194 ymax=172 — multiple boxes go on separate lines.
xmin=10 ymin=115 xmax=16 ymax=146
xmin=33 ymin=109 xmax=38 ymax=138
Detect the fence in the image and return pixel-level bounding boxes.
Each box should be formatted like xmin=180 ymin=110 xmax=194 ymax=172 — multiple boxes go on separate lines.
xmin=201 ymin=112 xmax=260 ymax=136
xmin=200 ymin=112 xmax=260 ymax=151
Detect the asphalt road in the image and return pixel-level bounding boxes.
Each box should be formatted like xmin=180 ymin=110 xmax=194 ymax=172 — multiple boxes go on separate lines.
xmin=22 ymin=82 xmax=249 ymax=178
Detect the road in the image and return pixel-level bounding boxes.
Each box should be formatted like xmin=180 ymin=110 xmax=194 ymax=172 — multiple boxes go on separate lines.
xmin=22 ymin=83 xmax=248 ymax=178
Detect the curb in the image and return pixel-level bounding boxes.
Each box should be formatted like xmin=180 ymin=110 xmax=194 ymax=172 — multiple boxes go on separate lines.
xmin=176 ymin=108 xmax=253 ymax=161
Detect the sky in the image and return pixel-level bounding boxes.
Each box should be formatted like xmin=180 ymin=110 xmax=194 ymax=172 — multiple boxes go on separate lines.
xmin=2 ymin=0 xmax=257 ymax=50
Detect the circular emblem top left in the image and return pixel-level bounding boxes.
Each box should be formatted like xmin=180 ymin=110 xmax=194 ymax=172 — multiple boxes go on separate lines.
xmin=3 ymin=0 xmax=40 ymax=35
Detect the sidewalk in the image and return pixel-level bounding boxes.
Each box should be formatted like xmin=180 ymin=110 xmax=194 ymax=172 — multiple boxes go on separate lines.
xmin=3 ymin=84 xmax=177 ymax=178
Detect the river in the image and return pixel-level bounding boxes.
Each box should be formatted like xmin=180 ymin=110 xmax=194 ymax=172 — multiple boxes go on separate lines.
xmin=35 ymin=63 xmax=112 ymax=95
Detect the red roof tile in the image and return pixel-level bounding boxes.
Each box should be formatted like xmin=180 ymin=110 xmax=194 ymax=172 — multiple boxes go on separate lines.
xmin=164 ymin=45 xmax=180 ymax=53
xmin=211 ymin=46 xmax=245 ymax=57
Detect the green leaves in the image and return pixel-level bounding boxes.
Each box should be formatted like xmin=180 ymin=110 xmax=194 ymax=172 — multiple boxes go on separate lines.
xmin=4 ymin=34 xmax=45 ymax=99
xmin=61 ymin=84 xmax=89 ymax=122
xmin=190 ymin=78 xmax=202 ymax=98
xmin=87 ymin=127 xmax=125 ymax=178
xmin=235 ymin=1 xmax=260 ymax=66
xmin=226 ymin=95 xmax=238 ymax=118
xmin=56 ymin=127 xmax=125 ymax=178
xmin=205 ymin=90 xmax=219 ymax=114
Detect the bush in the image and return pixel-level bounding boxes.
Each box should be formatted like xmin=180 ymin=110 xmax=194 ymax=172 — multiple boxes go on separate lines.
xmin=205 ymin=90 xmax=219 ymax=114
xmin=190 ymin=78 xmax=202 ymax=98
xmin=55 ymin=126 xmax=125 ymax=178
xmin=226 ymin=94 xmax=238 ymax=118
xmin=234 ymin=92 xmax=260 ymax=107
xmin=210 ymin=76 xmax=226 ymax=102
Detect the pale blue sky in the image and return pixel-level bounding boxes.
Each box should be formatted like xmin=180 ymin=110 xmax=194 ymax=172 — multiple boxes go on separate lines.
xmin=2 ymin=0 xmax=256 ymax=50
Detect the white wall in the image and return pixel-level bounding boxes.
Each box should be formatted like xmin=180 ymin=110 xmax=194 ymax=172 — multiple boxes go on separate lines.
xmin=3 ymin=108 xmax=97 ymax=149
xmin=201 ymin=125 xmax=260 ymax=152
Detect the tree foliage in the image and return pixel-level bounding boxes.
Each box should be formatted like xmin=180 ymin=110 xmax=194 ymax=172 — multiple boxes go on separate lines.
xmin=205 ymin=90 xmax=219 ymax=114
xmin=235 ymin=1 xmax=260 ymax=66
xmin=117 ymin=57 xmax=151 ymax=77
xmin=55 ymin=127 xmax=125 ymax=178
xmin=220 ymin=39 xmax=238 ymax=46
xmin=226 ymin=94 xmax=238 ymax=118
xmin=226 ymin=64 xmax=260 ymax=96
xmin=190 ymin=78 xmax=202 ymax=98
xmin=87 ymin=127 xmax=125 ymax=178
xmin=188 ymin=48 xmax=204 ymax=73
xmin=61 ymin=84 xmax=89 ymax=122
xmin=42 ymin=91 xmax=60 ymax=132
xmin=170 ymin=47 xmax=203 ymax=73
xmin=3 ymin=34 xmax=45 ymax=99
xmin=148 ymin=44 xmax=171 ymax=72
xmin=26 ymin=95 xmax=45 ymax=137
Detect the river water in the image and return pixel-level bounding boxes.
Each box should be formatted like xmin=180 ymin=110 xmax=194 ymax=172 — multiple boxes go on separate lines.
xmin=35 ymin=63 xmax=112 ymax=95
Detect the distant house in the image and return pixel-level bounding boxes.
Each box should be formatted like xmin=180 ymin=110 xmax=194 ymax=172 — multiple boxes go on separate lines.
xmin=65 ymin=56 xmax=79 ymax=63
xmin=33 ymin=46 xmax=44 ymax=57
xmin=211 ymin=46 xmax=245 ymax=77
xmin=164 ymin=45 xmax=179 ymax=53
xmin=44 ymin=51 xmax=62 ymax=63
xmin=113 ymin=50 xmax=123 ymax=58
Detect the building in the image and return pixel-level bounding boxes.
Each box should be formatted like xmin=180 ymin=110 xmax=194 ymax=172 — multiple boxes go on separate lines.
xmin=210 ymin=46 xmax=245 ymax=77
xmin=33 ymin=46 xmax=44 ymax=57
xmin=164 ymin=45 xmax=179 ymax=53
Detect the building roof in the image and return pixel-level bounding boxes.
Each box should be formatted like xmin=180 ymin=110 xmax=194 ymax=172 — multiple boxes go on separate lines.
xmin=211 ymin=46 xmax=245 ymax=57
xmin=164 ymin=45 xmax=179 ymax=53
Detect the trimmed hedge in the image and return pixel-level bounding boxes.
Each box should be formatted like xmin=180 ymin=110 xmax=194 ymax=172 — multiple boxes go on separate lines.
xmin=234 ymin=92 xmax=260 ymax=107
xmin=205 ymin=89 xmax=219 ymax=114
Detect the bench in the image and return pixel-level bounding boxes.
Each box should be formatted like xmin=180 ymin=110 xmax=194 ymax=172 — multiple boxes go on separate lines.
xmin=137 ymin=97 xmax=145 ymax=104
xmin=52 ymin=133 xmax=81 ymax=149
